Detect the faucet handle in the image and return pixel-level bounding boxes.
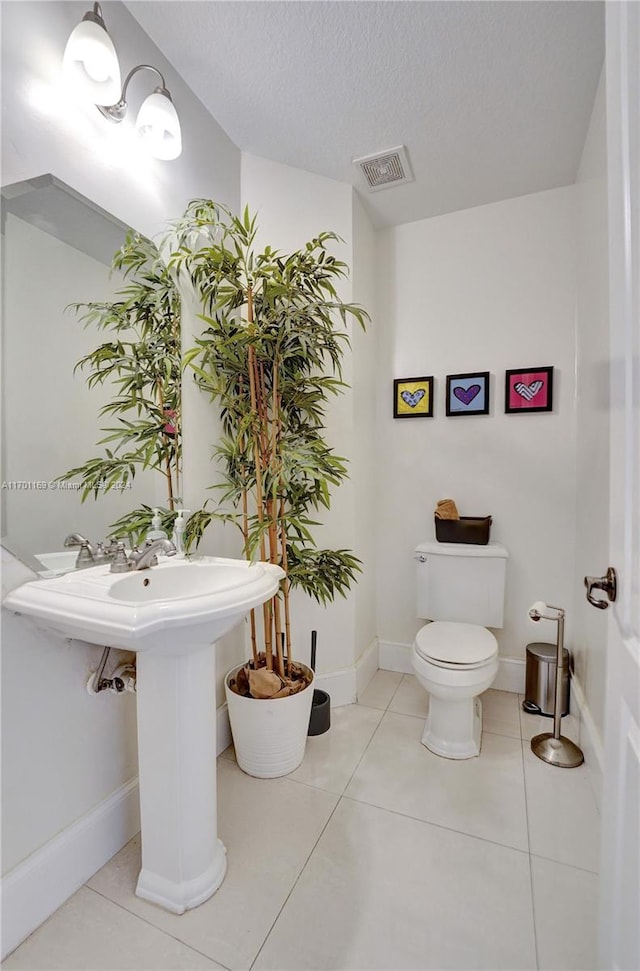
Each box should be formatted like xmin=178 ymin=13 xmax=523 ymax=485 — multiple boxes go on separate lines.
xmin=109 ymin=543 xmax=130 ymax=574
xmin=74 ymin=541 xmax=95 ymax=569
xmin=92 ymin=542 xmax=110 ymax=564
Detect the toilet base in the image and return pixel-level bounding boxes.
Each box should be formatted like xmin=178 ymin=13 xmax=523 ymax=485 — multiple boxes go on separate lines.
xmin=421 ymin=695 xmax=482 ymax=759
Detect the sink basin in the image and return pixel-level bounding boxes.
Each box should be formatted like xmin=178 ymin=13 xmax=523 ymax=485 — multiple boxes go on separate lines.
xmin=3 ymin=552 xmax=284 ymax=916
xmin=4 ymin=554 xmax=284 ymax=654
xmin=110 ymin=559 xmax=262 ymax=602
xmin=35 ymin=550 xmax=78 ymax=576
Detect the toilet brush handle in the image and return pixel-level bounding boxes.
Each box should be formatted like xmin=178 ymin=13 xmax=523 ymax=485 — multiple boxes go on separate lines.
xmin=310 ymin=630 xmax=317 ymax=672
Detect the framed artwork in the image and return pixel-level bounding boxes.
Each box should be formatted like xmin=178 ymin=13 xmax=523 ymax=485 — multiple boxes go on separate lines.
xmin=505 ymin=366 xmax=554 ymax=413
xmin=445 ymin=371 xmax=490 ymax=416
xmin=393 ymin=376 xmax=434 ymax=418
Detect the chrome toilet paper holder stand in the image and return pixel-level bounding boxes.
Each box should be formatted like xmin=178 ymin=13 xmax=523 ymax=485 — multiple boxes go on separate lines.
xmin=528 ymin=602 xmax=584 ymax=768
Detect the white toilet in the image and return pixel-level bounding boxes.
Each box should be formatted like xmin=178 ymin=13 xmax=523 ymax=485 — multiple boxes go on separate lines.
xmin=412 ymin=540 xmax=509 ymax=759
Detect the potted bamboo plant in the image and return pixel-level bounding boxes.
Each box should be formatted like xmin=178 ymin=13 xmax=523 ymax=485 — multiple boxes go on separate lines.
xmin=171 ymin=199 xmax=368 ymax=777
xmin=58 ymin=231 xmax=182 ymax=543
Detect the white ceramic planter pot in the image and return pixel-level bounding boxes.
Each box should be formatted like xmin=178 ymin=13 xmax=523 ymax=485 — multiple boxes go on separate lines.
xmin=225 ymin=662 xmax=315 ymax=778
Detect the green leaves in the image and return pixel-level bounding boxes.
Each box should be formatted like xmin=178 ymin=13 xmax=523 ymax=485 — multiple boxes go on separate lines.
xmin=286 ymin=547 xmax=362 ymax=605
xmin=175 ymin=199 xmax=370 ymax=624
xmin=59 ymin=230 xmax=182 ymax=520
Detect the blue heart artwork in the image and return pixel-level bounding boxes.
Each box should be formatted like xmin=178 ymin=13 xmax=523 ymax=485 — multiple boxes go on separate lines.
xmin=401 ymin=389 xmax=425 ymax=408
xmin=394 ymin=376 xmax=434 ymax=418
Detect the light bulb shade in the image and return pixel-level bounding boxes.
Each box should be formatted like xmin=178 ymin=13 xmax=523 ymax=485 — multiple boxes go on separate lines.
xmin=63 ymin=17 xmax=121 ymax=104
xmin=135 ymin=90 xmax=182 ymax=160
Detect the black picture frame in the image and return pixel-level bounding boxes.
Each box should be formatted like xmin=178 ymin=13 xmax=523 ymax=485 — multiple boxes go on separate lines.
xmin=445 ymin=371 xmax=490 ymax=416
xmin=393 ymin=376 xmax=434 ymax=418
xmin=505 ymin=366 xmax=554 ymax=414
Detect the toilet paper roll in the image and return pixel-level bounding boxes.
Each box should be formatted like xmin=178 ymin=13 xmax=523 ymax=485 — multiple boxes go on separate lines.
xmin=528 ymin=601 xmax=548 ymax=620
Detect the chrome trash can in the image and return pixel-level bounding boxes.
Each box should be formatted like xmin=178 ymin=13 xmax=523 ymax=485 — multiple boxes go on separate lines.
xmin=522 ymin=641 xmax=570 ymax=717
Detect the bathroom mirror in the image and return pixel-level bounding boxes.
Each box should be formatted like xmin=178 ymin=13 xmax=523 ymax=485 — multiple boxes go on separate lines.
xmin=1 ymin=174 xmax=173 ymax=570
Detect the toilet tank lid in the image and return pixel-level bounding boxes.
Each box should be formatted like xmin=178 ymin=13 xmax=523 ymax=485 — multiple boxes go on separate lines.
xmin=415 ymin=540 xmax=509 ymax=558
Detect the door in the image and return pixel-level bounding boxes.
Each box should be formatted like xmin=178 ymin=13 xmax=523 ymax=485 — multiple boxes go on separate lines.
xmin=598 ymin=4 xmax=640 ymax=968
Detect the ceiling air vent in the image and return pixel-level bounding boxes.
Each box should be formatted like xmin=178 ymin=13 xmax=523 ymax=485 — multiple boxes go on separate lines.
xmin=353 ymin=145 xmax=414 ymax=193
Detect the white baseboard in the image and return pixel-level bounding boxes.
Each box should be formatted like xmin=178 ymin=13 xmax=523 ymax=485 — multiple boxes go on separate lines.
xmin=378 ymin=640 xmax=412 ymax=674
xmin=569 ymin=675 xmax=604 ymax=812
xmin=313 ymin=666 xmax=357 ymax=707
xmin=314 ymin=639 xmax=379 ymax=707
xmin=1 ymin=778 xmax=140 ymax=960
xmin=216 ymin=701 xmax=232 ymax=756
xmin=355 ymin=638 xmax=379 ymax=699
xmin=378 ymin=640 xmax=525 ymax=693
xmin=492 ymin=657 xmax=526 ymax=693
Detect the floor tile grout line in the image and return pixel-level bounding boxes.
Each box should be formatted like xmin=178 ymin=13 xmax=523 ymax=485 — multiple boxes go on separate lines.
xmin=339 ymin=790 xmax=531 ymax=858
xmin=520 ymin=726 xmax=541 ymax=971
xmin=376 ymin=702 xmax=522 ymax=732
xmin=358 ymin=670 xmax=405 ymax=712
xmin=249 ymin=702 xmax=391 ymax=970
xmin=528 ymin=851 xmax=600 ymax=877
xmin=84 ymin=885 xmax=235 ymax=971
xmin=385 ymin=671 xmax=406 ymax=709
xmin=342 ymin=703 xmax=388 ymax=791
xmin=248 ymin=793 xmax=344 ymax=971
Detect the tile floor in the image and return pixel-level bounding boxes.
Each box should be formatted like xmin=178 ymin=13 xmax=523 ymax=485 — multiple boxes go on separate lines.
xmin=3 ymin=673 xmax=600 ymax=970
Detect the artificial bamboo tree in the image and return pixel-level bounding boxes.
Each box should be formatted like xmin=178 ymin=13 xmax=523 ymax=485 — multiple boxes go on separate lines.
xmin=57 ymin=231 xmax=182 ymax=543
xmin=171 ymin=199 xmax=368 ymax=693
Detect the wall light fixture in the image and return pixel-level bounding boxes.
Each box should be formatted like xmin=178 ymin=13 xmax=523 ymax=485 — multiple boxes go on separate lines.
xmin=63 ymin=4 xmax=182 ymax=160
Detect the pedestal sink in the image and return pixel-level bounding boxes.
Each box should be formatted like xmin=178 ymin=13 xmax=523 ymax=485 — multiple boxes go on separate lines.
xmin=4 ymin=555 xmax=283 ymax=914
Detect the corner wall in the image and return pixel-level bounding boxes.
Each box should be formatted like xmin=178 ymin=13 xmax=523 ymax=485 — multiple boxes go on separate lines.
xmin=351 ymin=193 xmax=378 ymax=666
xmin=240 ymin=154 xmax=377 ymax=684
xmin=375 ymin=187 xmax=578 ymax=667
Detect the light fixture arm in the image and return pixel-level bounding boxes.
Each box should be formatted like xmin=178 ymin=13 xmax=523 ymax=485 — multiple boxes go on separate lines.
xmin=82 ymin=2 xmax=107 ymax=28
xmin=97 ymin=64 xmax=170 ymax=123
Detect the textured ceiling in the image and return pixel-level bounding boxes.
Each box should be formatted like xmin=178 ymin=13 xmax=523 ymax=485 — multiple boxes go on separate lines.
xmin=125 ymin=0 xmax=604 ymax=228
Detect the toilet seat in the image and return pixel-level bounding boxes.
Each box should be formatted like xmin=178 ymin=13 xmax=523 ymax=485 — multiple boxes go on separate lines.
xmin=415 ymin=622 xmax=497 ymax=668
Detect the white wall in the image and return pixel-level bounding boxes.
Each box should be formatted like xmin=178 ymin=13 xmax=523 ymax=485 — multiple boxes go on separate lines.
xmin=0 ymin=550 xmax=138 ymax=874
xmin=375 ymin=187 xmax=578 ymax=662
xmin=1 ymin=0 xmax=240 ymax=913
xmin=572 ymin=69 xmax=609 ymax=740
xmin=351 ymin=193 xmax=378 ymax=663
xmin=240 ymin=154 xmax=376 ymax=677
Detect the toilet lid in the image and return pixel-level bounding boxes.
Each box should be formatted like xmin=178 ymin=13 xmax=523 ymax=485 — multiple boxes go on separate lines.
xmin=415 ymin=622 xmax=497 ymax=665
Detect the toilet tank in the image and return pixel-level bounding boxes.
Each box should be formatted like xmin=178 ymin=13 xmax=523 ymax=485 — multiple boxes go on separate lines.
xmin=415 ymin=540 xmax=509 ymax=629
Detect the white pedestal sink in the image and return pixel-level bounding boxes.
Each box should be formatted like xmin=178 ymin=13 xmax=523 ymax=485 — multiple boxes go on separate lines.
xmin=4 ymin=555 xmax=283 ymax=914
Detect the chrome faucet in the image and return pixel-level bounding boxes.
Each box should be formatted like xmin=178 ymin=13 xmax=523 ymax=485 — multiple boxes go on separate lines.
xmin=110 ymin=538 xmax=176 ymax=573
xmin=64 ymin=533 xmax=97 ymax=568
xmin=64 ymin=532 xmax=94 ymax=551
xmin=64 ymin=534 xmax=122 ymax=568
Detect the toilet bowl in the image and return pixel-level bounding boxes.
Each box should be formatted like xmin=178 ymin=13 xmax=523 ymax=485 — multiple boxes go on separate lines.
xmin=412 ymin=621 xmax=499 ymax=759
xmin=413 ymin=539 xmax=508 ymax=759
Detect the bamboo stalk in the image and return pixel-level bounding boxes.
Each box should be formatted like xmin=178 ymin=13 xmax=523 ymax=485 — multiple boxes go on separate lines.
xmin=156 ymin=376 xmax=175 ymax=511
xmin=273 ymin=594 xmax=285 ymax=679
xmin=239 ymin=375 xmax=258 ymax=665
xmin=164 ymin=455 xmax=175 ymax=511
xmin=269 ymin=366 xmax=284 ymax=678
xmin=279 ymin=497 xmax=292 ymax=675
xmin=246 ymin=290 xmax=272 ymax=670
